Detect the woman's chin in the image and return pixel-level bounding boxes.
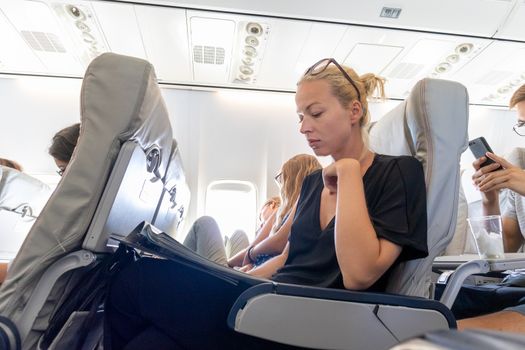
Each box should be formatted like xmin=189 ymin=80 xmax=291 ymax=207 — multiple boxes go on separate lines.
xmin=311 ymin=147 xmax=329 ymax=157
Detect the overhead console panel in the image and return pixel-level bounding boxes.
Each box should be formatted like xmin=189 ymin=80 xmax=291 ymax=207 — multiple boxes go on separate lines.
xmin=0 ymin=0 xmax=525 ymax=106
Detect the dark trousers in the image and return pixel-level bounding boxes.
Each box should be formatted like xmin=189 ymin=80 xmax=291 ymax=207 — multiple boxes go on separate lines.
xmin=104 ymin=257 xmax=304 ymax=349
xmin=435 ymin=283 xmax=525 ymax=319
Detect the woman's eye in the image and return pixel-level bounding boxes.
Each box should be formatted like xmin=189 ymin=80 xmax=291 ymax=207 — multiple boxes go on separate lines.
xmin=311 ymin=111 xmax=322 ymax=117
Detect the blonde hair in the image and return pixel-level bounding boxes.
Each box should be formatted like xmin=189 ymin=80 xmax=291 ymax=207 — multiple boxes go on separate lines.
xmin=510 ymin=84 xmax=525 ymax=108
xmin=298 ymin=63 xmax=386 ymax=145
xmin=274 ymin=154 xmax=322 ymax=231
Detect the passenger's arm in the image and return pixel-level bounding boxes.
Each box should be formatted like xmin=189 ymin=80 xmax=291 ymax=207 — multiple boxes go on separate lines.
xmin=477 ymin=153 xmax=525 ymax=196
xmin=242 ymin=204 xmax=296 ymax=266
xmin=472 ymin=156 xmax=501 ymax=215
xmin=502 ymin=217 xmax=524 ymax=252
xmin=324 ymin=159 xmax=402 ymax=290
xmin=228 ymin=212 xmax=276 ymax=267
xmin=247 ymin=243 xmax=289 ymax=279
xmin=0 ymin=262 xmax=7 ymax=284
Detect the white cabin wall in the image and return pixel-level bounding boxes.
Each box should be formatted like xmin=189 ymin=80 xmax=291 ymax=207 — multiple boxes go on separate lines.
xmin=0 ymin=76 xmax=81 ymax=186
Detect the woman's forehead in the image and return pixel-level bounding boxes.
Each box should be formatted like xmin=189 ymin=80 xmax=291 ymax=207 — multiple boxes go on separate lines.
xmin=295 ymin=80 xmax=333 ymax=110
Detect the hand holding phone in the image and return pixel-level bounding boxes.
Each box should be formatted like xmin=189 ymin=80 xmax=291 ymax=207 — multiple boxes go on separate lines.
xmin=468 ymin=137 xmax=500 ymax=169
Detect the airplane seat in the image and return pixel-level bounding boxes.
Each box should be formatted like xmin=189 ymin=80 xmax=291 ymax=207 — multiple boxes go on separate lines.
xmin=368 ymin=77 xmax=469 ymax=297
xmin=227 ymin=78 xmax=469 ymax=349
xmin=0 ymin=166 xmax=51 ymax=261
xmin=0 ymin=53 xmax=181 ymax=350
xmin=443 ymin=184 xmax=469 ymax=255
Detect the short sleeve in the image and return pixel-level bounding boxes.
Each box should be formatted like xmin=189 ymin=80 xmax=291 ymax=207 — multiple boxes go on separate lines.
xmin=502 ymin=189 xmax=518 ymax=221
xmin=371 ymin=157 xmax=428 ymax=261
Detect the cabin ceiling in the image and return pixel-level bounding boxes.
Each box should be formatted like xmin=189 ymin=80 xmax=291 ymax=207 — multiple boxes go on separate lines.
xmin=1 ymin=0 xmax=525 ymax=106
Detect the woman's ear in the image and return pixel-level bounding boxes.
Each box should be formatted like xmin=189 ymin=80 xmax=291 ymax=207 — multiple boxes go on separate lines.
xmin=349 ymin=100 xmax=363 ymax=124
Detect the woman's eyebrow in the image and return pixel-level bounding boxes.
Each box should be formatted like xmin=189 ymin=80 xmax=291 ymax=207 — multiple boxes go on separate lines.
xmin=297 ymin=102 xmax=321 ymax=114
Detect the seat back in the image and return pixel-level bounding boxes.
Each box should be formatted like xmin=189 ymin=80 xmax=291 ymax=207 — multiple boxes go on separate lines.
xmin=0 ymin=53 xmax=177 ymax=348
xmin=368 ymin=78 xmax=469 ymax=297
xmin=0 ymin=167 xmax=51 ymax=259
xmin=152 ymin=140 xmax=191 ymax=238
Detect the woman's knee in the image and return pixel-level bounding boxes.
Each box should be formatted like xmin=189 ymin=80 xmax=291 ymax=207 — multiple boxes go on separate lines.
xmin=194 ymin=216 xmax=219 ymax=230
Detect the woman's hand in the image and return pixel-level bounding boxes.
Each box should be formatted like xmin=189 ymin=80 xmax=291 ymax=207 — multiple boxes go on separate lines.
xmin=473 ymin=153 xmax=525 ymax=196
xmin=322 ymin=159 xmax=360 ymax=194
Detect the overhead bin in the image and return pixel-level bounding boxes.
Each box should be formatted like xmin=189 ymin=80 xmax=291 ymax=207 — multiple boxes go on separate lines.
xmin=169 ymin=0 xmax=515 ymax=38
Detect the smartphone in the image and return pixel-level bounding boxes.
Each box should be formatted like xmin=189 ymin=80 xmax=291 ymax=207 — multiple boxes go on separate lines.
xmin=468 ymin=137 xmax=499 ymax=169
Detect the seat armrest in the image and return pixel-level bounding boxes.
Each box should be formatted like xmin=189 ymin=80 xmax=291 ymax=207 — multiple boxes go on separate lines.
xmin=436 ymin=254 xmax=525 ymax=308
xmin=228 ymin=282 xmax=455 ymax=328
xmin=228 ymin=282 xmax=455 ymax=350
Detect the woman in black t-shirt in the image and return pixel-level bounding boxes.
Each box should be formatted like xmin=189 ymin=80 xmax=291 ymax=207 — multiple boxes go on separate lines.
xmin=104 ymin=58 xmax=428 ymax=349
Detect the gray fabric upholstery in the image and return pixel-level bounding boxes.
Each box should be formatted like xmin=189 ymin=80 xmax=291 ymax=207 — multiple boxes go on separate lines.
xmin=369 ymin=78 xmax=469 ymax=297
xmin=445 ymin=183 xmax=469 ymax=255
xmin=0 ymin=53 xmax=175 ymax=348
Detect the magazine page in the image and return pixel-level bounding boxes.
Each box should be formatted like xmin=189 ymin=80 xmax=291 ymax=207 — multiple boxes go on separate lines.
xmin=111 ymin=222 xmax=265 ymax=287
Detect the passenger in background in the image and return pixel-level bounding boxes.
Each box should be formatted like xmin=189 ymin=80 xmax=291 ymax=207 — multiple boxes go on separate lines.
xmin=184 ymin=154 xmax=321 ymax=267
xmin=472 ymin=84 xmax=525 ymax=252
xmin=226 ymin=196 xmax=280 ymax=265
xmin=0 ymin=158 xmax=23 ymax=172
xmin=229 ymin=154 xmax=322 ymax=270
xmin=458 ymin=84 xmax=525 ymax=331
xmin=181 ymin=198 xmax=278 ymax=266
xmin=48 ymin=123 xmax=80 ymax=176
xmin=104 ymin=58 xmax=428 ymax=349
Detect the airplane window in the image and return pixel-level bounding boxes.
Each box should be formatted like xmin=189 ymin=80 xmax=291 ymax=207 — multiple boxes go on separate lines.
xmin=205 ymin=180 xmax=257 ymax=240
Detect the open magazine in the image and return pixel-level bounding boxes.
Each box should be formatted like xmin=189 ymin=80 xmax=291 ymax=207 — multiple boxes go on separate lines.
xmin=111 ymin=221 xmax=265 ymax=287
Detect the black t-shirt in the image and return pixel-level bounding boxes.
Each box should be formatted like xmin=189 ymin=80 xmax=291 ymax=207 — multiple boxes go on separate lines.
xmin=271 ymin=154 xmax=428 ymax=291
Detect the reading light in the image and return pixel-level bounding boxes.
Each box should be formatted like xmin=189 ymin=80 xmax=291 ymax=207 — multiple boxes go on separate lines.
xmin=455 ymin=43 xmax=473 ymax=55
xmin=245 ymin=36 xmax=259 ymax=46
xmin=231 ymin=21 xmax=270 ymax=84
xmin=446 ymin=54 xmax=459 ymax=64
xmin=435 ymin=62 xmax=451 ymax=74
xmin=246 ymin=22 xmax=263 ymax=36
xmin=483 ymin=73 xmax=525 ymax=102
xmin=242 ymin=57 xmax=255 ymax=66
xmin=239 ymin=65 xmax=253 ymax=75
xmin=243 ymin=45 xmax=257 ymax=57
xmin=430 ymin=42 xmax=475 ymax=78
xmin=52 ymin=2 xmax=108 ymax=66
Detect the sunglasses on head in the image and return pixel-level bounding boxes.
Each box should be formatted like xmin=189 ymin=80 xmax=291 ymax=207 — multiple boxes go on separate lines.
xmin=304 ymin=58 xmax=362 ymax=102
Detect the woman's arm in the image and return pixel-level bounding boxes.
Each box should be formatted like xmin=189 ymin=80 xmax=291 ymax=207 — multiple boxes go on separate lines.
xmin=242 ymin=204 xmax=297 ymax=266
xmin=247 ymin=243 xmax=289 ymax=278
xmin=227 ymin=211 xmax=277 ymax=267
xmin=324 ymin=159 xmax=402 ymax=290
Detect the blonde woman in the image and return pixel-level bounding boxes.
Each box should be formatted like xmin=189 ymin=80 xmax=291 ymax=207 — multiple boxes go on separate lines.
xmin=182 ymin=197 xmax=279 ymax=266
xmin=105 ymin=59 xmax=427 ymax=349
xmin=184 ymin=154 xmax=321 ymax=267
xmin=230 ymin=154 xmax=322 ymax=270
